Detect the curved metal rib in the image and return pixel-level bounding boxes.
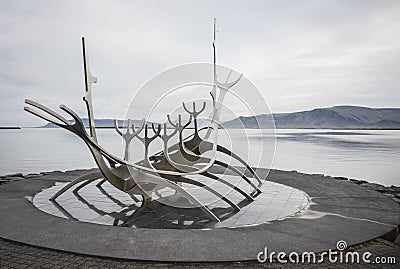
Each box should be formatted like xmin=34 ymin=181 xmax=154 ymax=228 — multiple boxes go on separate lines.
xmin=217 ymin=144 xmax=263 ymax=186
xmin=96 ymin=181 xmax=137 ymax=207
xmin=148 ymin=118 xmax=261 ymax=195
xmin=50 ymin=199 xmax=78 ymax=220
xmin=214 ymin=160 xmax=261 ymax=194
xmin=151 ymin=126 xmax=241 ymax=210
xmin=181 ymin=176 xmax=241 ymax=211
xmin=51 ymin=171 xmax=103 ymax=200
xmin=200 ymin=171 xmax=254 ymax=202
xmin=96 ymin=178 xmax=107 ymax=187
xmin=158 ymin=115 xmax=261 ymax=193
xmin=164 ymin=150 xmax=251 ymax=203
xmin=96 ymin=178 xmax=141 ymax=204
xmin=72 ymin=178 xmax=99 ymax=195
xmin=124 ymin=172 xmax=220 ymax=222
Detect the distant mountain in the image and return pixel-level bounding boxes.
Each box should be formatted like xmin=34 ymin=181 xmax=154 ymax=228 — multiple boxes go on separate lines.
xmin=40 ymin=118 xmax=199 ymax=129
xmin=40 ymin=106 xmax=400 ymax=129
xmin=41 ymin=119 xmax=152 ymax=128
xmin=223 ymin=106 xmax=400 ymax=129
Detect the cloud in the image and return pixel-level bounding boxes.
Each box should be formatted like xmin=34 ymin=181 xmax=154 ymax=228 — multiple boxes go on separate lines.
xmin=0 ymin=0 xmax=399 ymax=126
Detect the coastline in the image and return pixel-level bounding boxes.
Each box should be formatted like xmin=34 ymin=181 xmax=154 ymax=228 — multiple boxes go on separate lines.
xmin=0 ymin=127 xmax=21 ymax=129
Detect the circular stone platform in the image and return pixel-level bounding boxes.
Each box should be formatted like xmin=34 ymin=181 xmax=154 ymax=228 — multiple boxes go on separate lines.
xmin=0 ymin=168 xmax=399 ymax=262
xmin=32 ymin=179 xmax=309 ymax=229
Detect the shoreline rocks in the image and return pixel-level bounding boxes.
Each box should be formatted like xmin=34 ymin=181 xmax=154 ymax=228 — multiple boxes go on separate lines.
xmin=331 ymin=176 xmax=400 ymax=203
xmin=0 ymin=170 xmax=60 ymax=183
xmin=1 ymin=169 xmax=399 ymax=204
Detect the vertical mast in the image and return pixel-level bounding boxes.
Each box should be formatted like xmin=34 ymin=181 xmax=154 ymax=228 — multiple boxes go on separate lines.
xmin=206 ymin=18 xmax=218 ymax=140
xmin=213 ymin=18 xmax=217 ymax=84
xmin=82 ymin=37 xmax=98 ymax=142
xmin=210 ymin=18 xmax=217 ymax=108
xmin=206 ymin=18 xmax=242 ymax=141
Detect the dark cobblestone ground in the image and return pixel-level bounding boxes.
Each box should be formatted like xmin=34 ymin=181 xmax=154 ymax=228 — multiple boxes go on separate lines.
xmin=0 ymin=237 xmax=399 ymax=268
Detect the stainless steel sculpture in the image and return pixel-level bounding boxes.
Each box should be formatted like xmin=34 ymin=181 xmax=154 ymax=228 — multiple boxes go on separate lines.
xmin=24 ymin=20 xmax=264 ymax=222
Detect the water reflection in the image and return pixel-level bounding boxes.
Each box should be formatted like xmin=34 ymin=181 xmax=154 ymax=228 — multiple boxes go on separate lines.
xmin=247 ymin=131 xmax=390 ymax=151
xmin=277 ymin=132 xmax=385 ymax=150
xmin=33 ymin=178 xmax=309 ymax=229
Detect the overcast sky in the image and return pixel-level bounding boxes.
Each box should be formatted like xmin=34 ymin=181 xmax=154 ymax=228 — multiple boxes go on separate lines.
xmin=1 ymin=0 xmax=399 ymax=126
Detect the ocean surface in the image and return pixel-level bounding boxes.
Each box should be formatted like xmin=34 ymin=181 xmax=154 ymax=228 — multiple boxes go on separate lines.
xmin=0 ymin=128 xmax=399 ymax=186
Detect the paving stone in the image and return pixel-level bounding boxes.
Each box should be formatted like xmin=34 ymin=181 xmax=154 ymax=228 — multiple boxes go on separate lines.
xmin=0 ymin=237 xmax=399 ymax=268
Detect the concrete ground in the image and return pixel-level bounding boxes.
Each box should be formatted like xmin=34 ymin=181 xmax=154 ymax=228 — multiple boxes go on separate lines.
xmin=0 ymin=168 xmax=399 ymax=268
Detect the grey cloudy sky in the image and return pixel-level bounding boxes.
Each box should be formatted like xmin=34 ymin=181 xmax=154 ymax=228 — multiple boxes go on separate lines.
xmin=0 ymin=0 xmax=399 ymax=126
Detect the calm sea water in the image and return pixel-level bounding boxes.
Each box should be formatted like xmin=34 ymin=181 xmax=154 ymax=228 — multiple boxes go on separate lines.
xmin=0 ymin=128 xmax=399 ymax=186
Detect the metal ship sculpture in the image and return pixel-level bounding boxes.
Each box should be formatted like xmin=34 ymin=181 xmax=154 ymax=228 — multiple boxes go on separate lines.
xmin=24 ymin=21 xmax=264 ymax=222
